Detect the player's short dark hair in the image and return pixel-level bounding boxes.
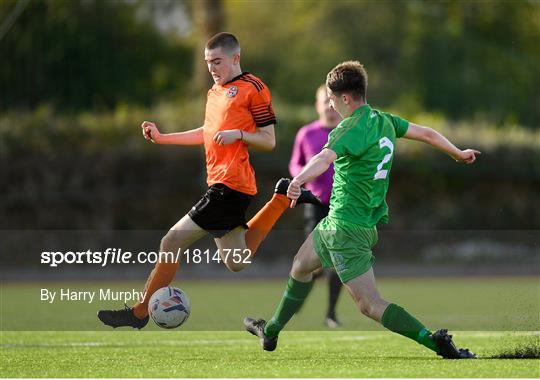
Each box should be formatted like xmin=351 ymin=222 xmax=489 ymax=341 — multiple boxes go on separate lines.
xmin=205 ymin=32 xmax=240 ymax=54
xmin=326 ymin=61 xmax=368 ymax=101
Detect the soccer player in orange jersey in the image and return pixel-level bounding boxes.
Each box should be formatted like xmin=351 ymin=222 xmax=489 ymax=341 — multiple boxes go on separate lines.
xmin=97 ymin=32 xmax=320 ymax=329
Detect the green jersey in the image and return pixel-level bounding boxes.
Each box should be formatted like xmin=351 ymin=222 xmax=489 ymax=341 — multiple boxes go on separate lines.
xmin=324 ymin=104 xmax=409 ymax=227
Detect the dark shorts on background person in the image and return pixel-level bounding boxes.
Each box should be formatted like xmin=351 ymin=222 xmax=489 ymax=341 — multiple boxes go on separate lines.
xmin=188 ymin=183 xmax=252 ymax=238
xmin=304 ymin=203 xmax=330 ymax=235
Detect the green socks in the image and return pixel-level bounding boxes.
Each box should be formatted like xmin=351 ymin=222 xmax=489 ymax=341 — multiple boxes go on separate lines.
xmin=263 ymin=281 xmax=438 ymax=354
xmin=381 ymin=303 xmax=439 ymax=353
xmin=264 ymin=276 xmax=313 ymax=338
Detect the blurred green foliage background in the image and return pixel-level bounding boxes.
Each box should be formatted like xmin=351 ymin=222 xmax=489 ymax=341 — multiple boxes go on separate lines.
xmin=2 ymin=0 xmax=539 ymax=125
xmin=1 ymin=0 xmax=539 ymax=234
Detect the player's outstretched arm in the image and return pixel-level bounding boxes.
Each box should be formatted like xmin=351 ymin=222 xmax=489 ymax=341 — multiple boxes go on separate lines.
xmin=288 ymin=148 xmax=337 ymax=207
xmin=141 ymin=121 xmax=204 ymax=145
xmin=404 ymin=123 xmax=481 ymax=164
xmin=213 ymin=125 xmax=276 ymax=151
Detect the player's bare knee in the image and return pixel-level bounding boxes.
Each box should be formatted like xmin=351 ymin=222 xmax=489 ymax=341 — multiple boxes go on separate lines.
xmin=291 ymin=263 xmax=305 ymax=279
xmin=358 ymin=300 xmax=375 ymax=318
xmin=291 ymin=254 xmax=306 ymax=273
xmin=160 ymin=233 xmax=174 ymax=253
xmin=357 ymin=294 xmax=384 ymax=319
xmin=290 ymin=264 xmax=313 ymax=282
xmin=161 ymin=230 xmax=185 ymax=253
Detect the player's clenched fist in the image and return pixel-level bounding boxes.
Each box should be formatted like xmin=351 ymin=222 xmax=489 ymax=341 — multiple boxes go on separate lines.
xmin=141 ymin=121 xmax=161 ymax=143
xmin=455 ymin=149 xmax=481 ymax=164
xmin=213 ymin=130 xmax=241 ymax=146
xmin=287 ymin=179 xmax=302 ymax=208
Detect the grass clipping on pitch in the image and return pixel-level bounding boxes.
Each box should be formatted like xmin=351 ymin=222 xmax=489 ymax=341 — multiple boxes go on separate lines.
xmin=491 ymin=338 xmax=540 ymax=359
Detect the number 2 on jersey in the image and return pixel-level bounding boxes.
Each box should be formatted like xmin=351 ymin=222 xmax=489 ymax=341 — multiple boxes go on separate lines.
xmin=374 ymin=137 xmax=394 ymax=180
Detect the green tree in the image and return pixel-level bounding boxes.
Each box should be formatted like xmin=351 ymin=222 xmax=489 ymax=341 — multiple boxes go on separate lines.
xmin=402 ymin=1 xmax=540 ymax=126
xmin=226 ymin=0 xmax=539 ymax=127
xmin=0 ymin=0 xmax=193 ymax=110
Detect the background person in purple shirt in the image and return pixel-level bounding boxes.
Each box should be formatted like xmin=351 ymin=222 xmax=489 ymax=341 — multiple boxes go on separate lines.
xmin=289 ymin=84 xmax=343 ymax=328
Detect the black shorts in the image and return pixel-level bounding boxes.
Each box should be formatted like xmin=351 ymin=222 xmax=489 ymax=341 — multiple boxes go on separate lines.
xmin=303 ymin=203 xmax=330 ymax=236
xmin=188 ymin=184 xmax=252 ymax=238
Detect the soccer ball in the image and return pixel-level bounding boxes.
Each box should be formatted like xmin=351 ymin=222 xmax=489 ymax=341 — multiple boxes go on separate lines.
xmin=148 ymin=286 xmax=190 ymax=329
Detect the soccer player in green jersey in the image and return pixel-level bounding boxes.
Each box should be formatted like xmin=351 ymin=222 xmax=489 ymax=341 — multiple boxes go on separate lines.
xmin=244 ymin=61 xmax=480 ymax=359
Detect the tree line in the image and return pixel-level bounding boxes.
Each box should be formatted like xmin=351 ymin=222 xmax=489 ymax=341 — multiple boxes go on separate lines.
xmin=1 ymin=0 xmax=538 ymax=127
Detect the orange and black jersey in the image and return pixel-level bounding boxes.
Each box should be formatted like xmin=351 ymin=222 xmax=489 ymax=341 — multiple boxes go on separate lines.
xmin=203 ymin=72 xmax=276 ymax=195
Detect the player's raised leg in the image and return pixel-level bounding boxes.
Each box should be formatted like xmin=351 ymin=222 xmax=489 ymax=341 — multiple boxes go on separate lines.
xmin=213 ymin=177 xmax=322 ymax=273
xmin=97 ymin=214 xmax=207 ymax=328
xmin=244 ymin=232 xmax=321 ymax=351
xmin=244 ymin=178 xmax=322 ymax=256
xmin=343 ymin=268 xmax=476 ymax=359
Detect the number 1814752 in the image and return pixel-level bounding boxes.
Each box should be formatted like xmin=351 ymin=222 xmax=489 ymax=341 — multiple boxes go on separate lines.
xmin=183 ymin=248 xmax=252 ymax=264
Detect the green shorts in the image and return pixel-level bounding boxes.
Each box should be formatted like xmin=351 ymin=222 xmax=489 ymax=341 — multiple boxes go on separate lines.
xmin=313 ymin=216 xmax=378 ymax=283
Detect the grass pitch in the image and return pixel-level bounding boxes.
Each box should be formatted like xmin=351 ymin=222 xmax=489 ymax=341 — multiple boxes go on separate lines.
xmin=1 ymin=331 xmax=538 ymax=377
xmin=1 ymin=277 xmax=539 ymax=377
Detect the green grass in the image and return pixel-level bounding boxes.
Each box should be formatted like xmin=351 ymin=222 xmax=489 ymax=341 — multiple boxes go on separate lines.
xmin=1 ymin=278 xmax=539 ymax=377
xmin=1 ymin=331 xmax=538 ymax=377
xmin=1 ymin=278 xmax=538 ymax=331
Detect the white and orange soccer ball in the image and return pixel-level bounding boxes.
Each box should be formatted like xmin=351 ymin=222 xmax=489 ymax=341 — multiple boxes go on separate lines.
xmin=148 ymin=287 xmax=190 ymax=329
